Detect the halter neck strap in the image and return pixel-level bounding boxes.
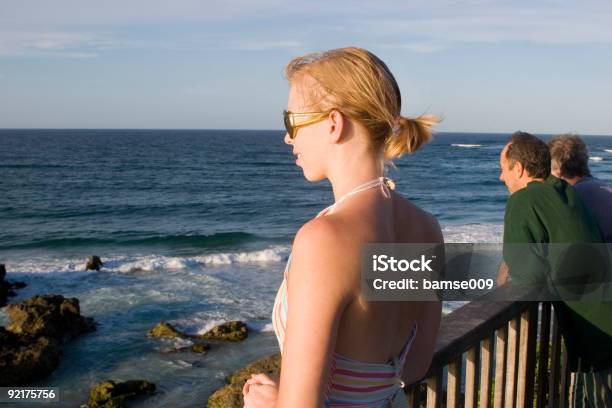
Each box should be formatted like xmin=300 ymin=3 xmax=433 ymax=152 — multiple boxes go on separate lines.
xmin=317 ymin=177 xmax=395 ymax=217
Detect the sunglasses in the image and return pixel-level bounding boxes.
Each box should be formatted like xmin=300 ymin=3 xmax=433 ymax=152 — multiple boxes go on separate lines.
xmin=283 ymin=110 xmax=331 ymax=140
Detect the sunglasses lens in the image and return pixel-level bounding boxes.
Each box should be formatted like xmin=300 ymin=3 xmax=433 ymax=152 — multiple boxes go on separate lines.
xmin=283 ymin=111 xmax=294 ymax=138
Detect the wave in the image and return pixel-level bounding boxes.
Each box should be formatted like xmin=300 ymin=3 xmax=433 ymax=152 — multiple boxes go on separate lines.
xmin=590 ymin=156 xmax=604 ymax=162
xmin=1 ymin=245 xmax=291 ymax=274
xmin=604 ymin=149 xmax=612 ymax=153
xmin=441 ymin=223 xmax=503 ymax=243
xmin=30 ymin=202 xmax=213 ymax=220
xmin=0 ymin=232 xmax=258 ymax=251
xmin=451 ymin=144 xmax=482 ymax=148
xmin=0 ymin=164 xmax=69 ymax=169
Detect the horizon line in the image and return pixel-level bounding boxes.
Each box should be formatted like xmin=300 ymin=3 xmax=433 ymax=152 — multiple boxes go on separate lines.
xmin=0 ymin=128 xmax=611 ymax=137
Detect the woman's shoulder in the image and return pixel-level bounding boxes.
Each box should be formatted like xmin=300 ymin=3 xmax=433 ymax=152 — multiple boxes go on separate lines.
xmin=293 ymin=215 xmax=353 ymax=258
xmin=288 ymin=216 xmax=357 ymax=298
xmin=393 ymin=192 xmax=444 ymax=243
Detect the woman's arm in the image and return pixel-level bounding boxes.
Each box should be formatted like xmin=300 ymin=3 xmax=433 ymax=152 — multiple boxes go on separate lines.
xmin=402 ymin=212 xmax=444 ymax=387
xmin=401 ymin=300 xmax=442 ymax=386
xmin=275 ymin=217 xmax=354 ymax=407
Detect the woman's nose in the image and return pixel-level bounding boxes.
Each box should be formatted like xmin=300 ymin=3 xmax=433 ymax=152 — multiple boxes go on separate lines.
xmin=284 ymin=132 xmax=293 ymax=145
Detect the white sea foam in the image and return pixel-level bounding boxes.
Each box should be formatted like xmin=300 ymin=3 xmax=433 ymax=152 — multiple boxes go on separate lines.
xmin=604 ymin=149 xmax=612 ymax=153
xmin=260 ymin=322 xmax=275 ymax=332
xmin=451 ymin=144 xmax=482 ymax=148
xmin=193 ymin=245 xmax=290 ymax=265
xmin=441 ymin=223 xmax=503 ymax=243
xmin=247 ymin=321 xmax=275 ymax=333
xmin=443 ymin=301 xmax=468 ymax=314
xmin=196 ymin=318 xmax=229 ymax=335
xmin=158 ymin=337 xmax=193 ymax=349
xmin=172 ymin=360 xmax=194 ymax=368
xmin=590 ymin=156 xmax=604 ymax=161
xmin=3 ymin=245 xmax=291 ymax=274
xmin=483 ymin=144 xmax=505 ymax=150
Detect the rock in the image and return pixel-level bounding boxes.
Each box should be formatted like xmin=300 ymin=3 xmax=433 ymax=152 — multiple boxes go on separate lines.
xmin=207 ymin=387 xmax=243 ymax=408
xmin=0 ymin=264 xmax=25 ymax=308
xmin=86 ymin=256 xmax=103 ymax=271
xmin=201 ymin=321 xmax=248 ymax=342
xmin=191 ymin=342 xmax=210 ymax=353
xmin=1 ymin=264 xmax=10 ymax=307
xmin=88 ymin=379 xmax=156 ymax=408
xmin=148 ymin=320 xmax=247 ymax=343
xmin=224 ymin=353 xmax=281 ymax=385
xmin=179 ymin=342 xmax=210 ymax=353
xmin=207 ymin=354 xmax=281 ymax=408
xmin=6 ymin=295 xmax=96 ymax=339
xmin=11 ymin=281 xmax=27 ymax=289
xmin=0 ymin=281 xmax=14 ymax=307
xmin=163 ymin=342 xmax=211 ymax=354
xmin=0 ymin=294 xmax=96 ymax=386
xmin=147 ymin=321 xmax=192 ymax=339
xmin=0 ymin=327 xmax=61 ymax=386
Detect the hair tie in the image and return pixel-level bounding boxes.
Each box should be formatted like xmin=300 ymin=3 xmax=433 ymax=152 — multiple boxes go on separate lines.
xmin=391 ymin=117 xmax=401 ymax=136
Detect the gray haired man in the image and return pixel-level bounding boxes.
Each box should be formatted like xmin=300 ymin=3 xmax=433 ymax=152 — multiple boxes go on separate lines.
xmin=549 ymin=134 xmax=612 ymax=242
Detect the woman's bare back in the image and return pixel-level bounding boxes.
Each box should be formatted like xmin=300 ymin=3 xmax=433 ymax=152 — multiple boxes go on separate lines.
xmin=327 ymin=189 xmax=443 ymax=369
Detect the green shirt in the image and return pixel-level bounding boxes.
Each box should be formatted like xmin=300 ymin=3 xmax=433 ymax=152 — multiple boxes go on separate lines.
xmin=503 ymin=176 xmax=612 ymax=371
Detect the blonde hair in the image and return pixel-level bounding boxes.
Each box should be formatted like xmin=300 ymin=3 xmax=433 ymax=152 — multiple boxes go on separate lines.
xmin=284 ymin=47 xmax=439 ymax=165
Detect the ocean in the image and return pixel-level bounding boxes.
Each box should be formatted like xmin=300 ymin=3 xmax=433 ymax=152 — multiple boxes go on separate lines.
xmin=1 ymin=129 xmax=610 ymax=407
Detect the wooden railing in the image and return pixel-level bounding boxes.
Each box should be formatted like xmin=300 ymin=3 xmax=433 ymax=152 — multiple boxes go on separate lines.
xmin=403 ymin=300 xmax=572 ymax=407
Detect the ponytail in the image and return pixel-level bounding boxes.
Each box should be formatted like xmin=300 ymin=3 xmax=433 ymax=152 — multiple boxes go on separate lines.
xmin=383 ymin=114 xmax=439 ymax=160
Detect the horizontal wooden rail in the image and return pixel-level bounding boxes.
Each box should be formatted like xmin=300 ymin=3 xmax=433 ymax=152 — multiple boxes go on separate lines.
xmin=403 ymin=298 xmax=566 ymax=408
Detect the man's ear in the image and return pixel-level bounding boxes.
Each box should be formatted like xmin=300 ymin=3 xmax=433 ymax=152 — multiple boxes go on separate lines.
xmin=514 ymin=161 xmax=525 ymax=178
xmin=328 ymin=110 xmax=344 ymax=144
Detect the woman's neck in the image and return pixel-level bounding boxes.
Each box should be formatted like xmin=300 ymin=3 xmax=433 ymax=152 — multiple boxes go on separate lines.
xmin=327 ymin=151 xmax=383 ymax=202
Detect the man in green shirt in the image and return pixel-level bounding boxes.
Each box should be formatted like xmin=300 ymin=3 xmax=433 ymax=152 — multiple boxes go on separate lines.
xmin=497 ymin=132 xmax=611 ymax=407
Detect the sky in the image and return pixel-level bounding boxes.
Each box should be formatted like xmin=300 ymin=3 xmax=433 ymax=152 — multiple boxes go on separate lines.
xmin=0 ymin=0 xmax=611 ymax=134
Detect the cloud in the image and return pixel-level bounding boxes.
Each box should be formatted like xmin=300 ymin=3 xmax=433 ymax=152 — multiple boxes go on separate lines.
xmin=0 ymin=0 xmax=288 ymax=26
xmin=352 ymin=3 xmax=612 ymax=47
xmin=0 ymin=31 xmax=156 ymax=58
xmin=1 ymin=1 xmax=611 ymax=59
xmin=0 ymin=31 xmax=100 ymax=58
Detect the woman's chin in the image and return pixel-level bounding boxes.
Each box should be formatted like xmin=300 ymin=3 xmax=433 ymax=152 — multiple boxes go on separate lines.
xmin=302 ymin=170 xmax=326 ymax=182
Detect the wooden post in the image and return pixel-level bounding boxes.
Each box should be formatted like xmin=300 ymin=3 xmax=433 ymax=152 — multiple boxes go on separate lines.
xmin=560 ymin=342 xmax=569 ymax=408
xmin=480 ymin=336 xmax=494 ymax=408
xmin=517 ymin=304 xmax=538 ymax=408
xmin=405 ymin=384 xmax=418 ymax=408
xmin=426 ymin=368 xmax=442 ymax=408
xmin=536 ymin=302 xmax=551 ymax=408
xmin=465 ymin=346 xmax=479 ymax=408
xmin=504 ymin=318 xmax=519 ymax=408
xmin=494 ymin=325 xmax=507 ymax=408
xmin=568 ymin=373 xmax=576 ymax=408
xmin=447 ymin=358 xmax=462 ymax=408
xmin=550 ymin=309 xmax=562 ymax=408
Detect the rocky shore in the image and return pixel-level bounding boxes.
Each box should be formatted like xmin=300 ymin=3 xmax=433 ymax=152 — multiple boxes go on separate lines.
xmin=0 ymin=260 xmax=274 ymax=407
xmin=207 ymin=354 xmax=281 ymax=408
xmin=0 ymin=294 xmax=96 ymax=386
xmin=87 ymin=379 xmax=156 ymax=408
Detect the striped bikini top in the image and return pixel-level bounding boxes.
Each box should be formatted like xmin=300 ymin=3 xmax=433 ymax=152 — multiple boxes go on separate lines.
xmin=272 ymin=177 xmax=418 ymax=407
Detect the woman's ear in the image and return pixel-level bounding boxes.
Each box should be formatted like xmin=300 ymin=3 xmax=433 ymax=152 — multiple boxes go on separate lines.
xmin=327 ymin=110 xmax=344 ymax=144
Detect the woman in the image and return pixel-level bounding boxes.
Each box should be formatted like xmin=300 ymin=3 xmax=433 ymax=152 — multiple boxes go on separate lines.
xmin=243 ymin=47 xmax=443 ymax=407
